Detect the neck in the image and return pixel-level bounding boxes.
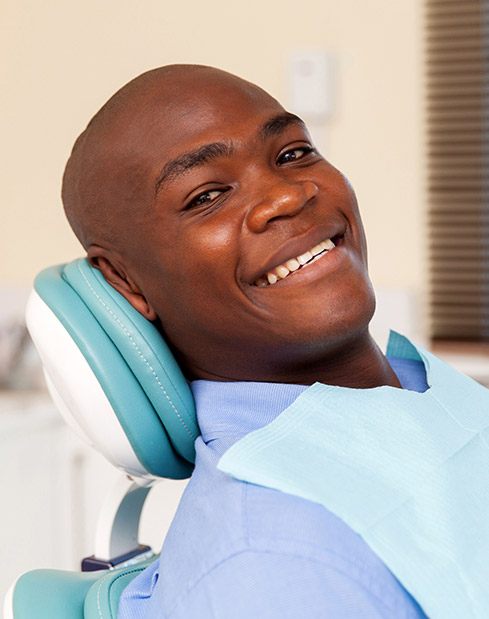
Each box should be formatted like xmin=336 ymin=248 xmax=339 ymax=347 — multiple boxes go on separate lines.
xmin=189 ymin=329 xmax=403 ymax=389
xmin=293 ymin=330 xmax=402 ymax=389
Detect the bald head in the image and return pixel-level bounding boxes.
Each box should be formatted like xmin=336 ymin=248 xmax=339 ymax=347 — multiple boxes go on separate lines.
xmin=62 ymin=65 xmax=276 ymax=255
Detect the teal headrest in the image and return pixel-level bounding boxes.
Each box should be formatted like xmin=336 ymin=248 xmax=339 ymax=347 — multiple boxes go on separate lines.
xmin=32 ymin=258 xmax=199 ymax=479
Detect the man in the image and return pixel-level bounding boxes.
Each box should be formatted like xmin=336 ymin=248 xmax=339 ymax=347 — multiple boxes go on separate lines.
xmin=62 ymin=65 xmax=427 ymax=617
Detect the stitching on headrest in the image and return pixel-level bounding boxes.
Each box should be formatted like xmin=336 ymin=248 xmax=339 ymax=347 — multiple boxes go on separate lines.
xmin=78 ymin=263 xmax=194 ymax=438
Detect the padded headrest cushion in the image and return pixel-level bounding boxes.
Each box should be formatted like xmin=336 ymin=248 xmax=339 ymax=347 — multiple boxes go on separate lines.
xmin=29 ymin=258 xmax=199 ymax=480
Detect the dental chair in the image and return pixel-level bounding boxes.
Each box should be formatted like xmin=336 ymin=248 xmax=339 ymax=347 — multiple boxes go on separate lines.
xmin=4 ymin=258 xmax=200 ymax=618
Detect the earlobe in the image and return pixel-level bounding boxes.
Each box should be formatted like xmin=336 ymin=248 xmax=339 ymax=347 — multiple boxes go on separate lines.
xmin=125 ymin=292 xmax=158 ymax=322
xmin=87 ymin=250 xmax=158 ymax=322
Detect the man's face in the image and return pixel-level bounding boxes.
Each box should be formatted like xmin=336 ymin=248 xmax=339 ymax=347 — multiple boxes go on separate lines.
xmin=117 ymin=72 xmax=375 ymax=381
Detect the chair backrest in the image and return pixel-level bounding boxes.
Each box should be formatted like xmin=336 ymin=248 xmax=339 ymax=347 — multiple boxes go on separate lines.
xmin=25 ymin=258 xmax=200 ymax=482
xmin=4 ymin=258 xmax=199 ymax=618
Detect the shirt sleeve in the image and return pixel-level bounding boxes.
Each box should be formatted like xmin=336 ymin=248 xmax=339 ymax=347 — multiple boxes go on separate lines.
xmin=167 ymin=550 xmax=402 ymax=619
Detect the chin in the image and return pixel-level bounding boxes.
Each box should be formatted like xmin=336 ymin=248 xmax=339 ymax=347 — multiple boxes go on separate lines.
xmin=280 ymin=273 xmax=376 ymax=346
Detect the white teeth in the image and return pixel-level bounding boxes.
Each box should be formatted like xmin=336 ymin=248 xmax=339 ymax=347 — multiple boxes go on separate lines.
xmin=311 ymin=243 xmax=325 ymax=256
xmin=297 ymin=251 xmax=313 ymax=265
xmin=275 ymin=265 xmax=290 ymax=279
xmin=255 ymin=236 xmax=340 ymax=287
xmin=285 ymin=258 xmax=300 ymax=271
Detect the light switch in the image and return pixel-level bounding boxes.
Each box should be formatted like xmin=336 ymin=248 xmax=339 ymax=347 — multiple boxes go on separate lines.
xmin=288 ymin=51 xmax=334 ymax=121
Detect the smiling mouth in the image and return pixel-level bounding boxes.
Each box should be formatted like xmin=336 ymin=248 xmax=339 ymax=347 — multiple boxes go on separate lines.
xmin=253 ymin=233 xmax=344 ymax=287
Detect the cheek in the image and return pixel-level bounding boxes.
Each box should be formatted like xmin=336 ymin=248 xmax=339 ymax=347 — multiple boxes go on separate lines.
xmin=197 ymin=218 xmax=236 ymax=252
xmin=333 ymin=174 xmax=369 ymax=264
xmin=184 ymin=222 xmax=237 ymax=289
xmin=159 ymin=220 xmax=240 ymax=314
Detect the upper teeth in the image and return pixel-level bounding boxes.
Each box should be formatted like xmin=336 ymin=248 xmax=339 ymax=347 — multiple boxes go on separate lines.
xmin=255 ymin=238 xmax=336 ymax=287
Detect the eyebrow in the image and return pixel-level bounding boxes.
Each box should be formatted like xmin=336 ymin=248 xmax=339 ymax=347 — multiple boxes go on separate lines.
xmin=154 ymin=112 xmax=306 ymax=196
xmin=155 ymin=142 xmax=234 ymax=196
xmin=259 ymin=112 xmax=305 ymax=140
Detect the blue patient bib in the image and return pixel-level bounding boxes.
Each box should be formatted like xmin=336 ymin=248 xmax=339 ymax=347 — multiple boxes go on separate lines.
xmin=218 ymin=331 xmax=489 ymax=619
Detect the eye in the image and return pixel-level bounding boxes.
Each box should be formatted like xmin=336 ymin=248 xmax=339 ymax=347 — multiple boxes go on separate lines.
xmin=186 ymin=189 xmax=225 ymax=209
xmin=277 ymin=145 xmax=316 ymax=165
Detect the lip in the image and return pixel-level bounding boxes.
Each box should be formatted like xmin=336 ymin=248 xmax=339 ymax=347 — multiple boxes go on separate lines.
xmin=246 ymin=224 xmax=347 ymax=285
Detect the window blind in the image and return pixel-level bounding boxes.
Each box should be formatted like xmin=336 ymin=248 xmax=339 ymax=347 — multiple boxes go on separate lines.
xmin=427 ymin=0 xmax=489 ymax=340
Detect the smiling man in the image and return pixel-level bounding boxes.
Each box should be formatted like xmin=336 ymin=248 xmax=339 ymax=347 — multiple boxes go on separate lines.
xmin=62 ymin=65 xmax=427 ymax=618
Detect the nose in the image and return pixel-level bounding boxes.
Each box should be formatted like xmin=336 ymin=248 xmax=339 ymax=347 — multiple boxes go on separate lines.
xmin=245 ymin=178 xmax=319 ymax=233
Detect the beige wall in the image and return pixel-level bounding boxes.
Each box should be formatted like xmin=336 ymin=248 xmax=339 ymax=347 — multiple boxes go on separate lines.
xmin=1 ymin=0 xmax=426 ymax=300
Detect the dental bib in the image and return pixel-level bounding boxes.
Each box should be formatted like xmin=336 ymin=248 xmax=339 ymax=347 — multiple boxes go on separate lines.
xmin=218 ymin=331 xmax=489 ymax=619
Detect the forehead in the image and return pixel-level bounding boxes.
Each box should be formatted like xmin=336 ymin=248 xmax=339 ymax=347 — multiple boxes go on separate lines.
xmin=83 ymin=73 xmax=291 ymax=238
xmin=104 ymin=77 xmax=287 ymax=204
xmin=148 ymin=80 xmax=285 ymax=159
xmin=98 ymin=74 xmax=287 ymax=199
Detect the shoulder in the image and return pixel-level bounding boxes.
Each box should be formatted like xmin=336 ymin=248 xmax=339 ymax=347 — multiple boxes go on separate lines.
xmin=162 ymin=438 xmax=374 ymax=571
xmin=165 ymin=548 xmax=424 ymax=619
xmin=152 ymin=442 xmax=424 ymax=618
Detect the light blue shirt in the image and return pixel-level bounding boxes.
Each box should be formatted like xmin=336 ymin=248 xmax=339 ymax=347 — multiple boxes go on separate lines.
xmin=118 ymin=356 xmax=429 ymax=618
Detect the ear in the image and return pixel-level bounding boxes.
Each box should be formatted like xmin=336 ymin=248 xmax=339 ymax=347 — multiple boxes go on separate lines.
xmin=87 ymin=247 xmax=158 ymax=322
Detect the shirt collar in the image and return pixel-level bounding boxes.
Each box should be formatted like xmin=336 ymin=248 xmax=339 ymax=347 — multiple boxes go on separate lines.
xmin=191 ymin=380 xmax=308 ymax=446
xmin=386 ymin=329 xmax=424 ymax=361
xmin=191 ymin=330 xmax=427 ymax=448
